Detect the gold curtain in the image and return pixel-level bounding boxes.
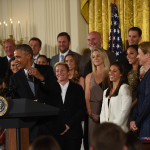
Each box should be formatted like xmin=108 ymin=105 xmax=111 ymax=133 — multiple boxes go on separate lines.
xmin=80 ymin=0 xmax=150 ymax=51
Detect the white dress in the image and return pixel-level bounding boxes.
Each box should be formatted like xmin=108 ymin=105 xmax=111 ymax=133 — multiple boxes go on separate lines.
xmin=100 ymin=84 xmax=132 ymax=132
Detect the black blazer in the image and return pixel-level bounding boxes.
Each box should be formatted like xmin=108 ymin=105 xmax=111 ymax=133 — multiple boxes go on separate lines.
xmin=0 ymin=56 xmax=9 ymax=79
xmin=9 ymin=64 xmax=57 ymax=103
xmin=50 ymin=81 xmax=85 ymax=138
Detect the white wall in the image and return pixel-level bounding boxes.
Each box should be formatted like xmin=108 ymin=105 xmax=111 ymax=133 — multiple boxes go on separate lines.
xmin=0 ymin=0 xmax=88 ymax=57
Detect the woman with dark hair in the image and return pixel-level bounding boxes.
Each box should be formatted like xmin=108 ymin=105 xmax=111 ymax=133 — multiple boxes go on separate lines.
xmin=37 ymin=55 xmax=49 ymax=65
xmin=100 ymin=62 xmax=132 ymax=132
xmin=3 ymin=57 xmax=19 ymax=87
xmin=64 ymin=53 xmax=84 ymax=89
xmin=126 ymin=45 xmax=140 ymax=108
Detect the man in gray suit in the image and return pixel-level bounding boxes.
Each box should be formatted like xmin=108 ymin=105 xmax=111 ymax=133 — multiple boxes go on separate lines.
xmin=50 ymin=32 xmax=81 ymax=71
xmin=79 ymin=31 xmax=116 ymax=77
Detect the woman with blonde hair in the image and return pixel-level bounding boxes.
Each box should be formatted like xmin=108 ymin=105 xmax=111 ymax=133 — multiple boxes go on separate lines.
xmin=85 ymin=48 xmax=110 ymax=145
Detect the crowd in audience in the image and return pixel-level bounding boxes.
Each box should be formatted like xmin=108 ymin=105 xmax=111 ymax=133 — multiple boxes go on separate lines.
xmin=0 ymin=27 xmax=150 ymax=150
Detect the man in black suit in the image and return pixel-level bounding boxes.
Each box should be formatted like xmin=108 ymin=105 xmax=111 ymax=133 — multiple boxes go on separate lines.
xmin=51 ymin=62 xmax=85 ymax=150
xmin=50 ymin=32 xmax=81 ymax=71
xmin=29 ymin=37 xmax=51 ymax=64
xmin=0 ymin=39 xmax=16 ymax=79
xmin=79 ymin=31 xmax=116 ymax=78
xmin=9 ymin=44 xmax=57 ymax=141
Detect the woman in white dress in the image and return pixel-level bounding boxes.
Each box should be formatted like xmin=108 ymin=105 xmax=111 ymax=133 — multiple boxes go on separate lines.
xmin=100 ymin=62 xmax=132 ymax=132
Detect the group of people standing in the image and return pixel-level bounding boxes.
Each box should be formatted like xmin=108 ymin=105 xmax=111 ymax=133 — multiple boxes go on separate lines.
xmin=0 ymin=27 xmax=150 ymax=150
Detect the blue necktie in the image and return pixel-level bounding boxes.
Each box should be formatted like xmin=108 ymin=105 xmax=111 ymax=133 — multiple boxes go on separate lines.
xmin=60 ymin=55 xmax=64 ymax=62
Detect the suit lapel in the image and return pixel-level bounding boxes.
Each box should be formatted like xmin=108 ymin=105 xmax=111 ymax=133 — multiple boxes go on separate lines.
xmin=20 ymin=69 xmax=35 ymax=97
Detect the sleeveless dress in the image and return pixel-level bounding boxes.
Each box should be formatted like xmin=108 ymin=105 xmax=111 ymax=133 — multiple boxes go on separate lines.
xmin=89 ymin=74 xmax=103 ymax=145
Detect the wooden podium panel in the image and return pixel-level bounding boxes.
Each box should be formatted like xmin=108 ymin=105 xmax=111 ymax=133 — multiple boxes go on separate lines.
xmin=7 ymin=128 xmax=29 ymax=150
xmin=141 ymin=141 xmax=150 ymax=150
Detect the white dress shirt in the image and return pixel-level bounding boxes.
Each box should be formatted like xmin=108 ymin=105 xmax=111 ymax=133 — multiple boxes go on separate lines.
xmin=33 ymin=54 xmax=40 ymax=63
xmin=59 ymin=81 xmax=69 ymax=103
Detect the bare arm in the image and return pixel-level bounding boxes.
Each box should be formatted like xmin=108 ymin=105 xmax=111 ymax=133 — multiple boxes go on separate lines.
xmin=85 ymin=73 xmax=92 ymax=116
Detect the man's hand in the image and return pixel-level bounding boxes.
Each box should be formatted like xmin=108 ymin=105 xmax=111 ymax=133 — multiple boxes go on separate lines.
xmin=28 ymin=67 xmax=44 ymax=81
xmin=60 ymin=124 xmax=70 ymax=135
xmin=130 ymin=121 xmax=138 ymax=131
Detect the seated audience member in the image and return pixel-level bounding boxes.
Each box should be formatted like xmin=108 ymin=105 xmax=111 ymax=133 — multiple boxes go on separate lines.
xmin=126 ymin=45 xmax=140 ymax=108
xmin=37 ymin=55 xmax=49 ymax=65
xmin=52 ymin=62 xmax=85 ymax=150
xmin=90 ymin=122 xmax=127 ymax=150
xmin=100 ymin=62 xmax=132 ymax=132
xmin=130 ymin=42 xmax=150 ymax=137
xmin=9 ymin=44 xmax=57 ymax=142
xmin=63 ymin=53 xmax=84 ymax=89
xmin=50 ymin=32 xmax=81 ymax=71
xmin=85 ymin=48 xmax=110 ymax=146
xmin=30 ymin=136 xmax=61 ymax=150
xmin=0 ymin=38 xmax=16 ymax=79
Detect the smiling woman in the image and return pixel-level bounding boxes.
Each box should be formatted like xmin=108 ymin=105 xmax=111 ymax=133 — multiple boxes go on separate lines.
xmin=100 ymin=62 xmax=132 ymax=132
xmin=126 ymin=45 xmax=140 ymax=108
xmin=85 ymin=48 xmax=110 ymax=146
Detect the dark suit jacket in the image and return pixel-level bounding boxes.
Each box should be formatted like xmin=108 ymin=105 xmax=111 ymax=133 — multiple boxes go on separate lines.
xmin=50 ymin=50 xmax=81 ymax=71
xmin=79 ymin=49 xmax=116 ymax=77
xmin=130 ymin=69 xmax=150 ymax=137
xmin=9 ymin=64 xmax=56 ymax=103
xmin=49 ymin=81 xmax=85 ymax=139
xmin=9 ymin=64 xmax=57 ymax=141
xmin=0 ymin=56 xmax=9 ymax=79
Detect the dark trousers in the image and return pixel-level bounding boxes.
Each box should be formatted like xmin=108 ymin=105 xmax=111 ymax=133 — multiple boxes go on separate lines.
xmin=83 ymin=113 xmax=89 ymax=150
xmin=54 ymin=133 xmax=82 ymax=150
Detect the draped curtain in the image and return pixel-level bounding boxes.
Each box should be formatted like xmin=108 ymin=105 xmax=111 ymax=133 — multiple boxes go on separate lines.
xmin=81 ymin=0 xmax=150 ymax=51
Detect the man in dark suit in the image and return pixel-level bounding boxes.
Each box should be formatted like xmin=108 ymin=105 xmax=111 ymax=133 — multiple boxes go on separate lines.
xmin=50 ymin=32 xmax=81 ymax=71
xmin=9 ymin=44 xmax=57 ymax=141
xmin=0 ymin=39 xmax=16 ymax=79
xmin=79 ymin=31 xmax=116 ymax=78
xmin=29 ymin=37 xmax=51 ymax=64
xmin=51 ymin=62 xmax=85 ymax=150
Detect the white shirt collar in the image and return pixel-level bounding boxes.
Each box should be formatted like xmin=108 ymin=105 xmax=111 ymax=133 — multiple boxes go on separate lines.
xmin=7 ymin=56 xmax=11 ymax=61
xmin=59 ymin=81 xmax=69 ymax=103
xmin=24 ymin=63 xmax=35 ymax=76
xmin=33 ymin=54 xmax=40 ymax=63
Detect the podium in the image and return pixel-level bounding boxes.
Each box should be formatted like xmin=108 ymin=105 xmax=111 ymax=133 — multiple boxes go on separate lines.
xmin=0 ymin=98 xmax=59 ymax=150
